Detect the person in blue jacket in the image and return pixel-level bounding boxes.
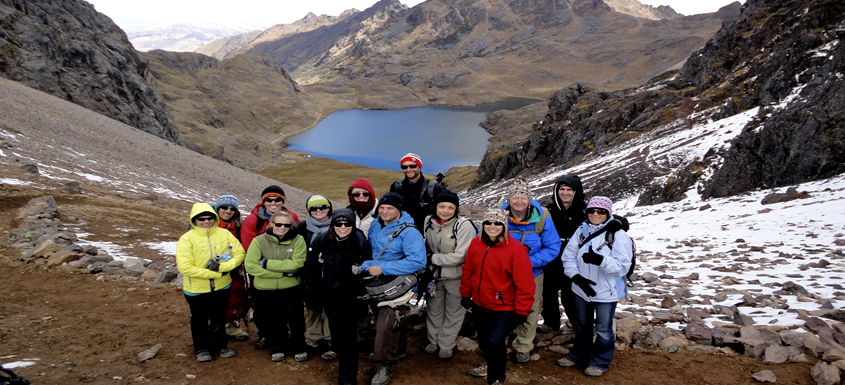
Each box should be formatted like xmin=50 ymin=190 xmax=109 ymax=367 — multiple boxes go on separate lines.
xmin=361 ymin=192 xmax=426 ymax=385
xmin=499 ymin=177 xmax=561 ymax=364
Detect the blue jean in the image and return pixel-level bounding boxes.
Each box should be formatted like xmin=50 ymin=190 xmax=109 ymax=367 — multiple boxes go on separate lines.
xmin=567 ymin=295 xmax=617 ymax=370
xmin=474 ymin=305 xmax=522 ymax=384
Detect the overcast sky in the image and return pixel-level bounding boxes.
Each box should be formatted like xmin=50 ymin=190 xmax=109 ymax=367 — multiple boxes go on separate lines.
xmin=86 ymin=0 xmax=744 ymax=31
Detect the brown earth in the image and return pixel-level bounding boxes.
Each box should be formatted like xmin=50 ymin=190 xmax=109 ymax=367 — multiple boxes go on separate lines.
xmin=0 ymin=183 xmax=817 ymax=385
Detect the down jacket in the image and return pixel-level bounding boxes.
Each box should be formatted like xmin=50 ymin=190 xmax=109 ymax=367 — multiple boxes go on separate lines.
xmin=562 ymin=219 xmax=633 ymax=303
xmin=500 ymin=200 xmax=562 ymax=276
xmin=459 ymin=235 xmax=535 ymax=315
xmin=176 ymin=203 xmax=246 ymax=294
xmin=361 ymin=212 xmax=426 ymax=276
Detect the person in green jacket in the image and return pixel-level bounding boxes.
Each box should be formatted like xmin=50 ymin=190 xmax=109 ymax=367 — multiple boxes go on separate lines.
xmin=175 ymin=203 xmax=246 ymax=362
xmin=245 ymin=211 xmax=308 ymax=363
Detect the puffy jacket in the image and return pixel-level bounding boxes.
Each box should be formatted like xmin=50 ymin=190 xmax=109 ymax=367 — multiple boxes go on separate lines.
xmin=361 ymin=212 xmax=426 ymax=276
xmin=459 ymin=236 xmax=535 ymax=315
xmin=562 ymin=219 xmax=633 ymax=303
xmin=500 ymin=200 xmax=562 ymax=276
xmin=423 ymin=215 xmax=475 ymax=280
xmin=176 ymin=203 xmax=246 ymax=294
xmin=244 ymin=226 xmax=306 ymax=290
xmin=240 ymin=202 xmax=300 ymax=252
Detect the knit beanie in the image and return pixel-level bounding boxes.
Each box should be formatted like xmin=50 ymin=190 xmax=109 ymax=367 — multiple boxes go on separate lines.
xmin=377 ymin=192 xmax=403 ymax=211
xmin=483 ymin=209 xmax=508 ymax=224
xmin=261 ymin=185 xmax=286 ymax=203
xmin=400 ymin=153 xmax=423 ymax=170
xmin=306 ymin=194 xmax=331 ymax=210
xmin=434 ymin=190 xmax=460 ymax=209
xmin=214 ymin=193 xmax=239 ymax=212
xmin=508 ymin=177 xmax=533 ymax=201
xmin=585 ymin=196 xmax=613 ymax=216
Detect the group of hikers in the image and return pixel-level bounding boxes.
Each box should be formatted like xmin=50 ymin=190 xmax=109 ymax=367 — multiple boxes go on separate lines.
xmin=175 ymin=152 xmax=634 ymax=385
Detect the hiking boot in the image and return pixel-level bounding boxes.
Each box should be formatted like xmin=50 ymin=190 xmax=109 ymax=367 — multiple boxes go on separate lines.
xmin=438 ymin=348 xmax=453 ymax=359
xmin=219 ymin=348 xmax=236 ymax=358
xmin=305 ymin=339 xmax=320 ymax=348
xmin=196 ymin=351 xmax=212 ymax=362
xmin=271 ymin=352 xmax=285 ymax=362
xmin=255 ymin=337 xmax=268 ymax=350
xmin=469 ymin=363 xmax=487 ymax=377
xmin=321 ymin=350 xmax=338 ymax=360
xmin=225 ymin=323 xmax=249 ymax=340
xmin=371 ymin=364 xmax=393 ymax=385
xmin=515 ymin=351 xmax=530 ymax=364
xmin=424 ymin=344 xmax=437 ymax=354
xmin=584 ymin=367 xmax=606 ymax=377
xmin=557 ymin=357 xmax=576 ymax=367
xmin=294 ymin=352 xmax=308 ymax=362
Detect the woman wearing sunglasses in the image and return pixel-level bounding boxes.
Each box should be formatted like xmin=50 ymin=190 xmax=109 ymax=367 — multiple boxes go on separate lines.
xmin=461 ymin=209 xmax=535 ymax=385
xmin=558 ymin=197 xmax=632 ymax=377
xmin=303 ymin=209 xmax=372 ymax=385
xmin=176 ymin=203 xmax=246 ymax=362
xmin=346 ymin=178 xmax=378 ymax=237
xmin=295 ymin=194 xmax=334 ymax=355
xmin=244 ymin=211 xmax=308 ymax=363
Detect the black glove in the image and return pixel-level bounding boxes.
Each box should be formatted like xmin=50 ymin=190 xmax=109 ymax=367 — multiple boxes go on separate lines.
xmin=258 ymin=257 xmax=268 ymax=269
xmin=514 ymin=313 xmax=528 ymax=325
xmin=461 ymin=296 xmax=474 ymax=309
xmin=205 ymin=258 xmax=220 ymax=272
xmin=572 ymin=274 xmax=597 ymax=297
xmin=582 ymin=246 xmax=604 ymax=266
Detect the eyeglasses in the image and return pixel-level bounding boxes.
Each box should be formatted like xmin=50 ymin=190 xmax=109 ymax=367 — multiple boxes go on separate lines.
xmin=264 ymin=197 xmax=283 ymax=203
xmin=401 ymin=164 xmax=418 ymax=169
xmin=333 ymin=221 xmax=352 ymax=228
xmin=482 ymin=221 xmax=504 ymax=227
xmin=351 ymin=192 xmax=370 ymax=198
xmin=218 ymin=206 xmax=236 ymax=211
xmin=273 ymin=222 xmax=292 ymax=228
xmin=195 ymin=216 xmax=215 ymax=222
xmin=308 ymin=205 xmax=330 ymax=212
xmin=586 ymin=208 xmax=608 ymax=215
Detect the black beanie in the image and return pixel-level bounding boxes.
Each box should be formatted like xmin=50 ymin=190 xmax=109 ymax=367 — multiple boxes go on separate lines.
xmin=378 ymin=192 xmax=403 ymax=211
xmin=434 ymin=190 xmax=460 ymax=209
xmin=261 ymin=185 xmax=286 ymax=202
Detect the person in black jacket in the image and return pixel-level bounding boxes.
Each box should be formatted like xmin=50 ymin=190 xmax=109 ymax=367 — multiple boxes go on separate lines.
xmin=389 ymin=153 xmax=443 ymax=233
xmin=304 ymin=209 xmax=372 ymax=385
xmin=541 ymin=175 xmax=587 ymax=333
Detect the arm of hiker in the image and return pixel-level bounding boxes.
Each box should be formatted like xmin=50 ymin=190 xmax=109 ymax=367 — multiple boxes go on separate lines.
xmin=601 ymin=231 xmax=633 ymax=276
xmin=176 ymin=237 xmax=222 ymax=279
xmin=219 ymin=237 xmax=246 ymax=273
xmin=266 ymin=236 xmax=307 ymax=273
xmin=513 ymin=245 xmax=536 ymax=315
xmin=244 ymin=239 xmax=282 ymax=279
xmin=561 ymin=236 xmax=581 ymax=278
xmin=381 ymin=231 xmax=426 ymax=276
xmin=532 ymin=218 xmax=562 ymax=269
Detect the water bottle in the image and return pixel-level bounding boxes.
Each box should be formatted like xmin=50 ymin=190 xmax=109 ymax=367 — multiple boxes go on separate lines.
xmin=220 ymin=244 xmax=233 ymax=261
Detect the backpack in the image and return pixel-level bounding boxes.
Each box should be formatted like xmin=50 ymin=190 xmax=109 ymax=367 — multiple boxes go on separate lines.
xmin=508 ymin=206 xmax=551 ymax=244
xmin=392 ymin=178 xmax=438 ymax=208
xmin=357 ymin=223 xmax=421 ymax=301
xmin=0 ymin=366 xmax=30 ymax=385
xmin=578 ymin=215 xmax=637 ymax=286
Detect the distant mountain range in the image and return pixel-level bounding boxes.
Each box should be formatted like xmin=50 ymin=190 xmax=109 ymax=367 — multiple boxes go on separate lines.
xmin=126 ymin=23 xmax=264 ymax=52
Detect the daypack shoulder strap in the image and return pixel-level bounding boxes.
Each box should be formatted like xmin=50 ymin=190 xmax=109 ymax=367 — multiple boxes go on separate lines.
xmin=374 ymin=223 xmax=416 ymax=261
xmin=422 ymin=179 xmax=437 ymax=200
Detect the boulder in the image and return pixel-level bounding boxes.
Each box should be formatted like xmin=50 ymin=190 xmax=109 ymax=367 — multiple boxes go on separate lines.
xmin=684 ymin=323 xmax=712 ymax=345
xmin=456 ymin=337 xmax=479 ymax=352
xmin=763 ymin=345 xmax=789 ymax=364
xmin=615 ymin=318 xmax=642 ymax=346
xmin=811 ymin=363 xmax=840 ymax=385
xmin=657 ymin=336 xmax=690 ymax=353
xmin=22 ymin=239 xmax=63 ymax=262
xmin=47 ymin=244 xmax=85 ymax=266
xmin=154 ymin=267 xmax=180 ymax=284
xmin=712 ymin=327 xmax=741 ymax=347
xmin=751 ymin=370 xmax=777 ymax=383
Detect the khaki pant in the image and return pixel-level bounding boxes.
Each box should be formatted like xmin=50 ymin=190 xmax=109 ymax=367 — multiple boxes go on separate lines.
xmin=425 ymin=279 xmax=466 ymax=350
xmin=512 ymin=273 xmax=544 ymax=353
xmin=305 ymin=309 xmax=331 ymax=342
xmin=372 ymin=305 xmax=410 ymax=365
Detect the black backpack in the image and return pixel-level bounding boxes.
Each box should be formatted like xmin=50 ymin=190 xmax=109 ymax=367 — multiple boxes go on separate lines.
xmin=578 ymin=215 xmax=637 ymax=286
xmin=392 ymin=178 xmax=438 ymax=208
xmin=0 ymin=366 xmax=30 ymax=385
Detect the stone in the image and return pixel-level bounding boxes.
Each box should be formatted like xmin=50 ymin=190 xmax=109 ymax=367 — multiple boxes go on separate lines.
xmin=657 ymin=336 xmax=690 ymax=353
xmin=641 ymin=272 xmax=660 ymax=283
xmin=712 ymin=327 xmax=741 ymax=347
xmin=615 ymin=318 xmax=642 ymax=346
xmin=22 ymin=239 xmax=64 ymax=262
xmin=137 ymin=343 xmax=162 ymax=362
xmin=685 ymin=323 xmax=712 ymax=345
xmin=751 ymin=370 xmax=777 ymax=383
xmin=822 ymin=348 xmax=845 ymax=362
xmin=47 ymin=244 xmax=85 ymax=266
xmin=456 ymin=337 xmax=479 ymax=352
xmin=742 ymin=338 xmax=769 ymax=358
xmin=774 ymin=281 xmax=811 ymax=296
xmin=154 ymin=268 xmax=180 ymax=284
xmin=661 ymin=297 xmax=676 ymax=308
xmin=733 ymin=312 xmax=755 ymax=326
xmin=763 ymin=345 xmax=789 ymax=364
xmin=62 ymin=181 xmax=81 ymax=194
xmin=633 ymin=326 xmax=679 ymax=349
xmin=88 ymin=261 xmax=107 ymax=274
xmin=140 ymin=270 xmax=159 ymax=281
xmin=811 ymin=363 xmax=840 ymax=385
xmin=547 ymin=346 xmax=569 ymax=355
xmin=806 ymin=317 xmax=829 ymax=333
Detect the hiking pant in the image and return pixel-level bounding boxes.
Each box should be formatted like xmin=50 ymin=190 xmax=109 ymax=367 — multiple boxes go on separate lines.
xmin=512 ymin=273 xmax=543 ymax=353
xmin=372 ymin=304 xmax=410 ymax=365
xmin=305 ymin=309 xmax=331 ymax=343
xmin=568 ymin=296 xmax=617 ymax=371
xmin=225 ymin=273 xmax=250 ymax=323
xmin=425 ymin=279 xmax=466 ymax=350
xmin=324 ymin=293 xmax=359 ymax=385
xmin=252 ymin=286 xmax=306 ymax=355
xmin=474 ymin=305 xmax=521 ymax=385
xmin=184 ymin=288 xmax=230 ymax=355
xmin=541 ymin=260 xmax=577 ymax=330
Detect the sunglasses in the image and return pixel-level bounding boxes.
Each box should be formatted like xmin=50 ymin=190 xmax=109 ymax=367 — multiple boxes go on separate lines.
xmin=264 ymin=197 xmax=283 ymax=203
xmin=308 ymin=205 xmax=330 ymax=212
xmin=273 ymin=222 xmax=293 ymax=228
xmin=401 ymin=164 xmax=418 ymax=169
xmin=195 ymin=216 xmax=215 ymax=222
xmin=586 ymin=208 xmax=608 ymax=215
xmin=333 ymin=221 xmax=352 ymax=228
xmin=218 ymin=206 xmax=236 ymax=211
xmin=351 ymin=192 xmax=371 ymax=198
xmin=482 ymin=221 xmax=505 ymax=227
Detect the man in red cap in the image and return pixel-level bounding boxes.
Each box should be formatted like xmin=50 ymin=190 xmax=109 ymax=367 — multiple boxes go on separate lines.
xmin=389 ymin=153 xmax=443 ymax=233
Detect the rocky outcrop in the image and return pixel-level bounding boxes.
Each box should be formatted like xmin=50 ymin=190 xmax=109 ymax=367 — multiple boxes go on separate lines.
xmin=0 ymin=0 xmax=178 ymax=143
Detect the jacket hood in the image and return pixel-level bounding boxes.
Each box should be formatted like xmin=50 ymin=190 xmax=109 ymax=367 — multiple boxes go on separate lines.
xmin=331 ymin=208 xmax=358 ymax=231
xmin=553 ymin=175 xmax=585 ymax=211
xmin=189 ymin=203 xmax=218 ymax=229
xmin=347 ymin=178 xmax=376 ymax=206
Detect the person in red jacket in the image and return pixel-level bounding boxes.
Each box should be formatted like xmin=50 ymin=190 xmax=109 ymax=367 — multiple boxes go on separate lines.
xmin=460 ymin=209 xmax=535 ymax=385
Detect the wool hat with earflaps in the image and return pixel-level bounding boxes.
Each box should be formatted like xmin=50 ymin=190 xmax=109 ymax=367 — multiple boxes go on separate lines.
xmin=507 ymin=177 xmax=533 ymax=201
xmin=214 ymin=193 xmax=239 ymax=212
xmin=585 ymin=196 xmax=613 ymax=216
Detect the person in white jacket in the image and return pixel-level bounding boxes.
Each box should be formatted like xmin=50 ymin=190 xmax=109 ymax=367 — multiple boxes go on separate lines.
xmin=558 ymin=196 xmax=632 ymax=378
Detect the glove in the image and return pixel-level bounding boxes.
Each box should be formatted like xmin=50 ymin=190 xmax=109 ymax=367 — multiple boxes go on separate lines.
xmin=582 ymin=246 xmax=604 ymax=266
xmin=461 ymin=296 xmax=474 ymax=309
xmin=572 ymin=274 xmax=597 ymax=297
xmin=205 ymin=258 xmax=220 ymax=272
xmin=258 ymin=257 xmax=268 ymax=269
xmin=351 ymin=264 xmax=361 ymax=275
xmin=514 ymin=313 xmax=528 ymax=325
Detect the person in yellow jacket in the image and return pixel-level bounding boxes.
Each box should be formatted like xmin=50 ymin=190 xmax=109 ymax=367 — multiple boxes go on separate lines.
xmin=244 ymin=211 xmax=308 ymax=363
xmin=176 ymin=203 xmax=246 ymax=362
